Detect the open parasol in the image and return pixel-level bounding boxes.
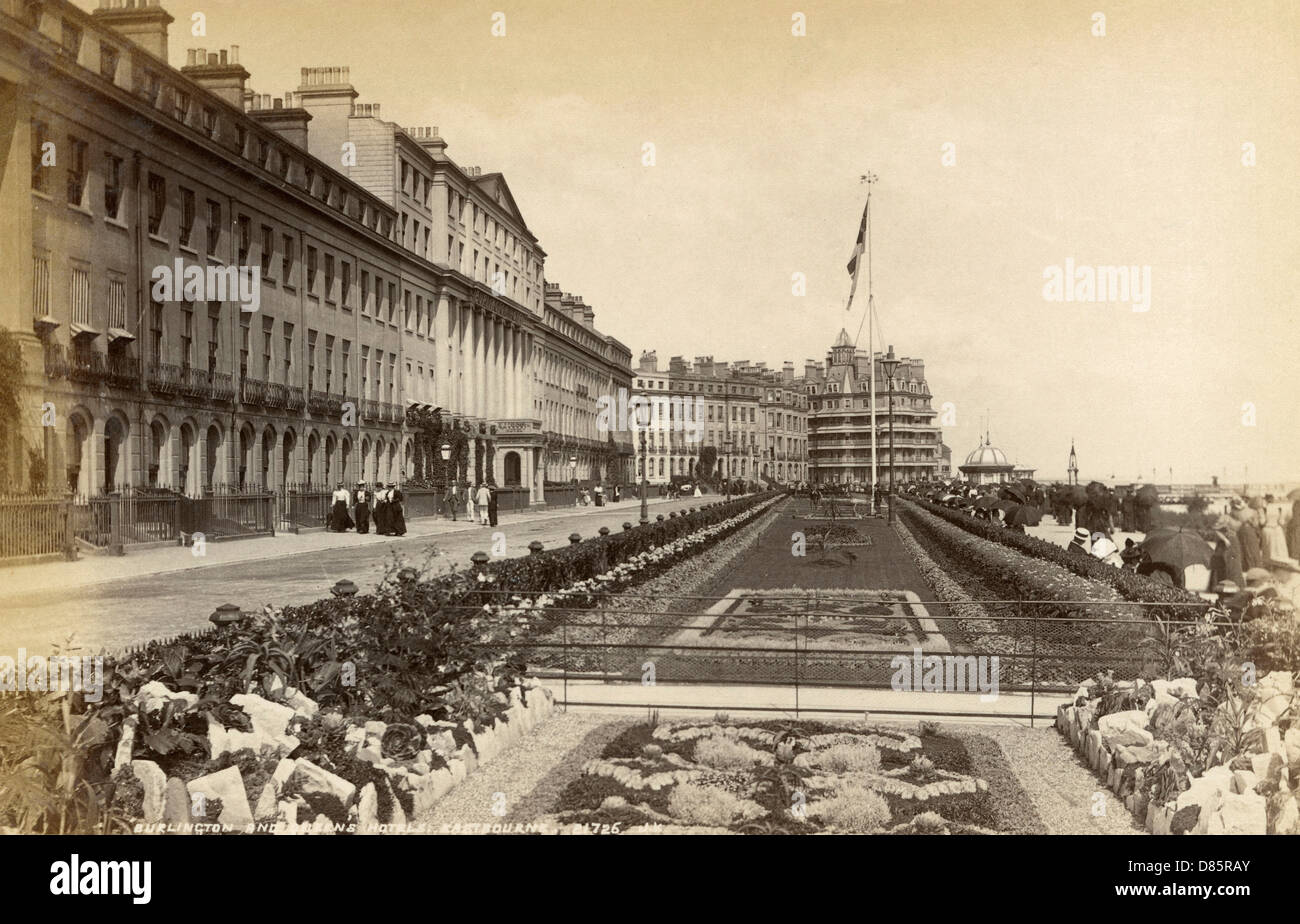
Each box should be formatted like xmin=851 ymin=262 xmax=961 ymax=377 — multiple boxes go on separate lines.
xmin=1140 ymin=528 xmax=1212 ymax=574
xmin=1003 ymin=504 xmax=1043 ymax=527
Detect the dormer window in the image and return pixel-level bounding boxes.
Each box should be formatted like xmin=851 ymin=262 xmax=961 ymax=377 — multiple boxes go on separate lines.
xmin=60 ymin=20 xmax=81 ymax=59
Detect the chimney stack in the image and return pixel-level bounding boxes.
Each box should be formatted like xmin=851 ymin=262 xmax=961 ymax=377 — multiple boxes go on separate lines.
xmin=180 ymin=46 xmax=250 ymax=109
xmin=248 ymin=94 xmax=313 ymax=150
xmin=93 ymin=0 xmax=173 ymax=62
xmin=295 ymin=66 xmax=359 ymax=164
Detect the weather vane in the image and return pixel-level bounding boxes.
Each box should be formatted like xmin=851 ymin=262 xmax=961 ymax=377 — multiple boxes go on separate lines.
xmin=860 ymin=172 xmax=878 ymax=185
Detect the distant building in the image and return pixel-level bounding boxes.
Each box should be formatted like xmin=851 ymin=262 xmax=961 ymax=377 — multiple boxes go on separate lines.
xmin=631 ymin=352 xmax=808 ymax=486
xmin=939 ymin=442 xmax=952 ymax=478
xmin=804 ymin=330 xmax=941 ymax=485
xmin=958 ymin=433 xmax=1035 ymax=485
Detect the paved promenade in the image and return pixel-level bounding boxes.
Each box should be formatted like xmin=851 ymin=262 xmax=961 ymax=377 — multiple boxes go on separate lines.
xmin=0 ymin=495 xmax=704 ymax=654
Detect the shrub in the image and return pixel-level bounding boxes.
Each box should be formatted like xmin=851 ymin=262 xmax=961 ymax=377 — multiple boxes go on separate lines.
xmin=1239 ymin=599 xmax=1300 ymax=673
xmin=910 ymin=810 xmax=949 ymax=834
xmin=806 ymin=742 xmax=881 ymax=774
xmin=666 ymin=783 xmax=764 ymax=827
xmin=693 ymin=734 xmax=768 ymax=771
xmin=903 ymin=498 xmax=1206 ymax=612
xmin=809 ymin=785 xmax=891 ymax=833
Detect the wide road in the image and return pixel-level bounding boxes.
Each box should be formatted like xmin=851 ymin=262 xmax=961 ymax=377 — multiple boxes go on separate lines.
xmin=0 ymin=495 xmax=706 ymax=655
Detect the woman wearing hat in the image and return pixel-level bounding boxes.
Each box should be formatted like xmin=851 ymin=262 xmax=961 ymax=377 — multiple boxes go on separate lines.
xmin=373 ymin=484 xmax=390 ymax=536
xmin=329 ymin=482 xmax=354 ymax=532
xmin=1209 ymin=515 xmax=1244 ymax=588
xmin=387 ymin=482 xmax=407 ymax=536
xmin=353 ymin=482 xmax=372 ymax=534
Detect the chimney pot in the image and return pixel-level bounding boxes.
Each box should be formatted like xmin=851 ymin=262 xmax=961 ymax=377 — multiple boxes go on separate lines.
xmin=219 ymin=49 xmax=227 ymax=65
xmin=230 ymin=45 xmax=239 ymax=64
xmin=207 ymin=53 xmax=217 ymax=65
xmin=186 ymin=48 xmax=196 ymax=66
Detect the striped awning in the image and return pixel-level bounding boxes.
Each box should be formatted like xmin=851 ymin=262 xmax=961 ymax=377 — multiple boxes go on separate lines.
xmin=107 ymin=327 xmax=136 ymax=342
xmin=70 ymin=323 xmax=100 ymax=339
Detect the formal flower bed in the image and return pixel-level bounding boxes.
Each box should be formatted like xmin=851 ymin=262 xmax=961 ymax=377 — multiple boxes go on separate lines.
xmin=540 ymin=718 xmax=1011 ymax=834
xmin=0 ymin=494 xmax=778 ymax=835
xmin=898 ymin=502 xmax=1175 ymax=685
xmin=905 ymin=498 xmax=1204 ymax=611
xmin=1058 ymin=668 xmax=1299 ymax=834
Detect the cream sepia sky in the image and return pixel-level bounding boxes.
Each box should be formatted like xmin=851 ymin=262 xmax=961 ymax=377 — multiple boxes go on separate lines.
xmin=76 ymin=0 xmax=1300 ymax=484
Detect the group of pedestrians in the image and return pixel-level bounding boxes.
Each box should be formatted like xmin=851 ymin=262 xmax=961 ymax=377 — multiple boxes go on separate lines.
xmin=328 ymin=482 xmax=406 ymax=536
xmin=442 ymin=482 xmax=499 ymax=526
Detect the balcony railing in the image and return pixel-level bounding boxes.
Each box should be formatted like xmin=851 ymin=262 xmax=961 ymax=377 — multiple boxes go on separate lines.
xmin=43 ymin=343 xmax=69 ymax=380
xmin=263 ymin=381 xmax=287 ymax=409
xmin=69 ymin=348 xmax=108 ymax=385
xmin=179 ymin=366 xmax=212 ymax=400
xmin=361 ymin=399 xmax=379 ymax=422
xmin=211 ymin=372 xmax=235 ymax=402
xmin=284 ymin=385 xmax=306 ymax=412
xmin=106 ymin=353 xmax=141 ymax=390
xmin=148 ymin=362 xmax=182 ymax=395
xmin=241 ymin=377 xmax=269 ymax=407
xmin=308 ymin=390 xmax=343 ymax=417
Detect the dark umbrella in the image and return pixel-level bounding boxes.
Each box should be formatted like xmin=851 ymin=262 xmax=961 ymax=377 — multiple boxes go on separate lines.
xmin=994 ymin=498 xmax=1019 ymax=512
xmin=1141 ymin=529 xmax=1212 ymax=574
xmin=1287 ymin=488 xmax=1300 ymax=502
xmin=974 ymin=495 xmax=999 ymax=510
xmin=1000 ymin=484 xmax=1028 ymax=504
xmin=1003 ymin=504 xmax=1043 ymax=527
xmin=1136 ymin=484 xmax=1160 ymax=506
xmin=1068 ymin=485 xmax=1088 ymax=506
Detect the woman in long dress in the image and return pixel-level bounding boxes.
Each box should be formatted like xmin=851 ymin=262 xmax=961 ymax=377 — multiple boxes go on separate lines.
xmin=353 ymin=482 xmax=371 ymax=534
xmin=387 ymin=482 xmax=407 ymax=536
xmin=328 ymin=483 xmax=354 ymax=532
xmin=373 ymin=486 xmax=390 ymax=536
xmin=1261 ymin=498 xmax=1290 ymax=561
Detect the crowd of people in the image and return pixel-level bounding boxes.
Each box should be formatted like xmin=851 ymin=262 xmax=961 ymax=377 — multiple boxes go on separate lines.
xmin=440 ymin=483 xmax=501 ymax=526
xmin=328 ymin=481 xmax=407 ymax=536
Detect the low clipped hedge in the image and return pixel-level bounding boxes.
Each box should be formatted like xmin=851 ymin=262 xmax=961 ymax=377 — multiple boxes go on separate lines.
xmin=903 ymin=497 xmax=1206 ymax=612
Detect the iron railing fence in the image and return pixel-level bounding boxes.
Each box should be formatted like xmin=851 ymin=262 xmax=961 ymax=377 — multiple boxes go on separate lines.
xmin=0 ymin=496 xmax=75 ymax=560
xmin=442 ymin=590 xmax=1222 ymax=724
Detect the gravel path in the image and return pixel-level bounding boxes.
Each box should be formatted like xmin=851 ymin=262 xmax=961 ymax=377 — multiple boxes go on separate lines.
xmin=414 ymin=711 xmax=627 ymax=832
xmin=976 ymin=725 xmax=1145 ymax=834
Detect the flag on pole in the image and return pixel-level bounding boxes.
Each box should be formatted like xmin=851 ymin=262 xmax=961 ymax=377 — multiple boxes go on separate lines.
xmin=845 ymin=197 xmax=870 ymax=311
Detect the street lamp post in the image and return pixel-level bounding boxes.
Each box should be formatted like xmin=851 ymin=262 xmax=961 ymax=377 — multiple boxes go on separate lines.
xmin=440 ymin=443 xmax=452 ymax=518
xmin=724 ymin=439 xmax=734 ymax=502
xmin=638 ymin=428 xmax=649 ymax=526
xmin=881 ymin=347 xmax=901 ymax=524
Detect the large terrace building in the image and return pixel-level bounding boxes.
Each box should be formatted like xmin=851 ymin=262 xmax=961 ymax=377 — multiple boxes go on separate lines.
xmin=0 ymin=0 xmax=633 ymax=504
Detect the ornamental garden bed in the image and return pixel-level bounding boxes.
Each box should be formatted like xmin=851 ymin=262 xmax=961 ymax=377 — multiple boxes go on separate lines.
xmin=1058 ymin=669 xmax=1300 ymax=835
xmin=539 ymin=717 xmax=1040 ymax=834
xmin=898 ymin=501 xmax=1162 ymax=686
xmin=1 ymin=494 xmax=779 ymax=835
xmin=904 ymin=498 xmax=1204 ymax=613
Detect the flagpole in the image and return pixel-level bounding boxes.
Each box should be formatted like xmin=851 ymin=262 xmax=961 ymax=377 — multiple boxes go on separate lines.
xmin=867 ymin=185 xmax=877 ymax=510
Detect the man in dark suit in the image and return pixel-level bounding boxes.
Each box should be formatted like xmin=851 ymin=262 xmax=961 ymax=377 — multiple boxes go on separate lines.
xmin=488 ymin=483 xmax=499 ymax=527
